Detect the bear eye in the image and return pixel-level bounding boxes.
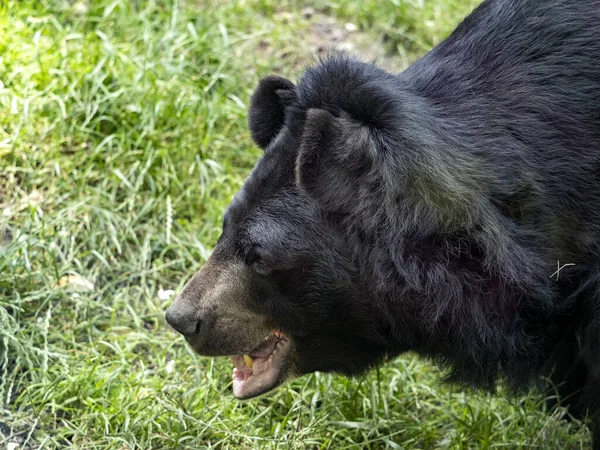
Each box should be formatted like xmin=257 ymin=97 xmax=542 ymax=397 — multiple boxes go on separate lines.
xmin=245 ymin=247 xmax=270 ymax=275
xmin=252 ymin=259 xmax=270 ymax=275
xmin=245 ymin=248 xmax=260 ymax=265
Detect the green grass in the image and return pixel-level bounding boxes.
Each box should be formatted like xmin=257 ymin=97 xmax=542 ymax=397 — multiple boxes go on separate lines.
xmin=0 ymin=0 xmax=592 ymax=448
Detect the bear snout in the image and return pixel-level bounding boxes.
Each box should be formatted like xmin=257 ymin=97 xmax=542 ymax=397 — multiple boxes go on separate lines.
xmin=166 ymin=252 xmax=276 ymax=356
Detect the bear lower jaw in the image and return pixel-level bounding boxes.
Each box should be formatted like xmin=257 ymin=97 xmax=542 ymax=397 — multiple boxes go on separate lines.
xmin=231 ymin=330 xmax=293 ymax=399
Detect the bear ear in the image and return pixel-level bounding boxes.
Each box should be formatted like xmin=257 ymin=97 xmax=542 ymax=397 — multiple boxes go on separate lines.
xmin=296 ymin=108 xmax=378 ymax=213
xmin=248 ymin=76 xmax=296 ymax=149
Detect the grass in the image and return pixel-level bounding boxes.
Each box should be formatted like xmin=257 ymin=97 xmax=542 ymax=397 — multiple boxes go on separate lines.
xmin=0 ymin=0 xmax=592 ymax=448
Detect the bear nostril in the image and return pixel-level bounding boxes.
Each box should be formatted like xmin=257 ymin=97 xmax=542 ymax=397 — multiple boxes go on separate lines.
xmin=165 ymin=308 xmax=201 ymax=337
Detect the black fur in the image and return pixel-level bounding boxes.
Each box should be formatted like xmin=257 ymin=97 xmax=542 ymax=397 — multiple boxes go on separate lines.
xmin=223 ymin=0 xmax=600 ymax=445
xmin=248 ymin=76 xmax=295 ymax=149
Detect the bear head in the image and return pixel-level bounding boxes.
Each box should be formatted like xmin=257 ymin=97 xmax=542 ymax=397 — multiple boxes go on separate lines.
xmin=165 ymin=58 xmax=414 ymax=399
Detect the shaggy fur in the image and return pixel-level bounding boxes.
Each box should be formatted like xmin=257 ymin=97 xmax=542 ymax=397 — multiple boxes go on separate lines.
xmin=194 ymin=0 xmax=600 ymax=445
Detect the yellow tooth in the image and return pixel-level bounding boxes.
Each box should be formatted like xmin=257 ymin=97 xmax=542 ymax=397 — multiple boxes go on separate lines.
xmin=243 ymin=354 xmax=254 ymax=368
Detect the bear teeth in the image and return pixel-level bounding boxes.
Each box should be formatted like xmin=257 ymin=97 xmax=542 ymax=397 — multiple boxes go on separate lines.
xmin=243 ymin=354 xmax=254 ymax=368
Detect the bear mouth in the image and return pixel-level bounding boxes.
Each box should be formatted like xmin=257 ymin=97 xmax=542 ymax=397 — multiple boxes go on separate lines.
xmin=230 ymin=330 xmax=292 ymax=399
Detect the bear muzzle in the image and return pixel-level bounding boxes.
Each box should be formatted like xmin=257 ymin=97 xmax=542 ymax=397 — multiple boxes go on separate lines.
xmin=166 ymin=253 xmax=297 ymax=397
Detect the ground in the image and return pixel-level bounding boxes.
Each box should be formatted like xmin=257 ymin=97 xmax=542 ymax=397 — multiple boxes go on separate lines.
xmin=0 ymin=0 xmax=592 ymax=448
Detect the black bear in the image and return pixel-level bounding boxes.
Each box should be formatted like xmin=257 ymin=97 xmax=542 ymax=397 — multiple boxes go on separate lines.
xmin=166 ymin=0 xmax=600 ymax=446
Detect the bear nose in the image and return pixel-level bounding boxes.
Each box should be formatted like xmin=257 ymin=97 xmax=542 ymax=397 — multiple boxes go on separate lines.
xmin=165 ymin=308 xmax=201 ymax=337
